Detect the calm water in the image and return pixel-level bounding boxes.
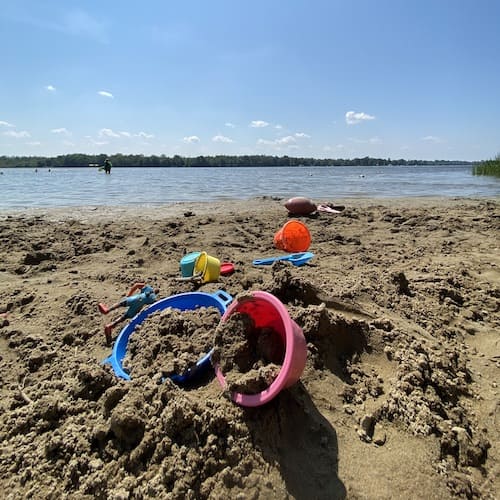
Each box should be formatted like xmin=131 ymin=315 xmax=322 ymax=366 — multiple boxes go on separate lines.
xmin=0 ymin=165 xmax=498 ymax=209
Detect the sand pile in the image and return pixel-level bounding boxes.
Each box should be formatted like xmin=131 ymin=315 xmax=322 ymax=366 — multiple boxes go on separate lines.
xmin=211 ymin=308 xmax=283 ymax=395
xmin=124 ymin=306 xmax=221 ymax=378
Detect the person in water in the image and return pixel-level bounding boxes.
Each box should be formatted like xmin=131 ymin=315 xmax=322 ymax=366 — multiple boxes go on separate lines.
xmin=98 ymin=283 xmax=158 ymax=344
xmin=103 ymin=158 xmax=112 ymax=174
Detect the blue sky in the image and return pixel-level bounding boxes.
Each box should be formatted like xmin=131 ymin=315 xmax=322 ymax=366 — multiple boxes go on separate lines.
xmin=1 ymin=0 xmax=499 ymax=161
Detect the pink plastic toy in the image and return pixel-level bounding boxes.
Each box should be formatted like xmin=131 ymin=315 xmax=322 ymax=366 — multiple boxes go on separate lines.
xmin=214 ymin=291 xmax=307 ymax=407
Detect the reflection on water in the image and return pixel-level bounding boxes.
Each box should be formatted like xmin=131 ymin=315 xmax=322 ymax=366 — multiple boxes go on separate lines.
xmin=1 ymin=165 xmax=499 ymax=209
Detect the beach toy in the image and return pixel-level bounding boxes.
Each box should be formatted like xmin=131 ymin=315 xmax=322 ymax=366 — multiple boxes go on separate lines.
xmin=103 ymin=290 xmax=233 ymax=384
xmin=99 ymin=282 xmax=157 ymax=345
xmin=317 ymin=204 xmax=342 ymax=214
xmin=284 ymin=196 xmax=317 ymax=215
xmin=194 ymin=252 xmax=221 ymax=283
xmin=220 ymin=262 xmax=235 ymax=276
xmin=180 ymin=252 xmax=201 ymax=277
xmin=214 ymin=291 xmax=307 ymax=407
xmin=273 ymin=220 xmax=311 ymax=253
xmin=252 ymin=252 xmax=314 ymax=267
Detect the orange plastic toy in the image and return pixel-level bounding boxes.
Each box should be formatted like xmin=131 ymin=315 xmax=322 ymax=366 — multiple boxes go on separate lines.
xmin=273 ymin=220 xmax=311 ymax=252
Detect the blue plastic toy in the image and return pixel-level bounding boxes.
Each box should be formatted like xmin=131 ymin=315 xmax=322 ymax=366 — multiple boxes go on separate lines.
xmin=102 ymin=290 xmax=232 ymax=385
xmin=252 ymin=252 xmax=314 ymax=267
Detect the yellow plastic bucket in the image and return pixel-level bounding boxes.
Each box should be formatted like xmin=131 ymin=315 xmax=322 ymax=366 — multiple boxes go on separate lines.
xmin=194 ymin=252 xmax=221 ymax=283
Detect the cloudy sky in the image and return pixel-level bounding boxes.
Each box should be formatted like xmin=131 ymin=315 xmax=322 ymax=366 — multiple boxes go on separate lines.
xmin=1 ymin=0 xmax=499 ymax=161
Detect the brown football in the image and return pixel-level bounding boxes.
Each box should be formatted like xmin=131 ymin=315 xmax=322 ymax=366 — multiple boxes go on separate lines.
xmin=284 ymin=197 xmax=317 ymax=215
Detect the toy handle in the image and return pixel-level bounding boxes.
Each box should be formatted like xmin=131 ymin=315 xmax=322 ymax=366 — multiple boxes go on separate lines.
xmin=175 ymin=273 xmax=203 ymax=282
xmin=127 ymin=282 xmax=146 ymax=296
xmin=252 ymin=255 xmax=292 ymax=266
xmin=211 ymin=290 xmax=233 ymax=307
xmin=253 ymin=253 xmax=309 ymax=266
xmin=252 ymin=257 xmax=280 ymax=266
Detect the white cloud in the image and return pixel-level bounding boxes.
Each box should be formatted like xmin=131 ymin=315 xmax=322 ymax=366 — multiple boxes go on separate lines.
xmin=421 ymin=135 xmax=442 ymax=143
xmin=62 ymin=140 xmax=75 ymax=147
xmin=250 ymin=120 xmax=269 ymax=128
xmin=95 ymin=129 xmax=154 ymax=140
xmin=136 ymin=131 xmax=154 ymax=139
xmin=369 ymin=136 xmax=381 ymax=144
xmin=212 ymin=135 xmax=233 ymax=143
xmin=3 ymin=130 xmax=31 ymax=138
xmin=0 ymin=120 xmax=14 ymax=127
xmin=26 ymin=141 xmax=41 ymax=146
xmin=257 ymin=136 xmax=297 ymax=147
xmin=98 ymin=90 xmax=114 ymax=98
xmin=99 ymin=128 xmax=120 ymax=138
xmin=275 ymin=124 xmax=283 ymax=129
xmin=51 ymin=127 xmax=71 ymax=135
xmin=45 ymin=85 xmax=56 ymax=92
xmin=183 ymin=135 xmax=200 ymax=144
xmin=295 ymin=132 xmax=311 ymax=138
xmin=225 ymin=122 xmax=236 ymax=128
xmin=276 ymin=135 xmax=296 ymax=145
xmin=345 ymin=111 xmax=375 ymax=125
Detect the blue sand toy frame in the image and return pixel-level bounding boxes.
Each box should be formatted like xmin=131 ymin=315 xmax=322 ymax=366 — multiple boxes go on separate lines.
xmin=103 ymin=290 xmax=232 ymax=384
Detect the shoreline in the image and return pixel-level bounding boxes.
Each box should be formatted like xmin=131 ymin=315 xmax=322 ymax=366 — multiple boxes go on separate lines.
xmin=1 ymin=195 xmax=498 ymax=222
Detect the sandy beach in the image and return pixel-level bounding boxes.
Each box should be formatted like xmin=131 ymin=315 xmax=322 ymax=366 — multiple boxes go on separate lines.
xmin=0 ymin=196 xmax=498 ymax=499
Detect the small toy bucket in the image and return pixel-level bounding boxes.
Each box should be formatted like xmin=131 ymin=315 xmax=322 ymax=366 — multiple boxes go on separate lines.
xmin=214 ymin=291 xmax=307 ymax=407
xmin=194 ymin=252 xmax=221 ymax=283
xmin=274 ymin=220 xmax=311 ymax=252
xmin=103 ymin=290 xmax=233 ymax=384
xmin=180 ymin=251 xmax=201 ymax=277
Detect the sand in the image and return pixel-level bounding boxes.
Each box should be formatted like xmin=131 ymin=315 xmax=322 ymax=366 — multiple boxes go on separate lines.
xmin=0 ymin=196 xmax=498 ymax=499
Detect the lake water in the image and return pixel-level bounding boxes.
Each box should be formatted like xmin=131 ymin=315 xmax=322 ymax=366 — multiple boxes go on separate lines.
xmin=0 ymin=165 xmax=498 ymax=209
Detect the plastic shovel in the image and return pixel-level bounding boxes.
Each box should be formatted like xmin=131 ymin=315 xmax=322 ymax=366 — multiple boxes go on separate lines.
xmin=252 ymin=251 xmax=314 ymax=267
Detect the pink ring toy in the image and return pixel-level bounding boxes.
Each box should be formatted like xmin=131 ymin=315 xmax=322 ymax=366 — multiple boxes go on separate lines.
xmin=214 ymin=291 xmax=307 ymax=407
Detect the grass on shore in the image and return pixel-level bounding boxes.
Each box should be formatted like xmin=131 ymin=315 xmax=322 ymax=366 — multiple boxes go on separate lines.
xmin=473 ymin=154 xmax=500 ymax=177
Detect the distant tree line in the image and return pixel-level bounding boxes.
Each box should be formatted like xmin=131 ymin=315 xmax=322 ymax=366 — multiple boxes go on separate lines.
xmin=0 ymin=154 xmax=473 ymax=169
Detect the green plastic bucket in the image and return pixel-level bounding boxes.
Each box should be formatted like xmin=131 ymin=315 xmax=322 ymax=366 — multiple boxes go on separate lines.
xmin=180 ymin=251 xmax=201 ymax=277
